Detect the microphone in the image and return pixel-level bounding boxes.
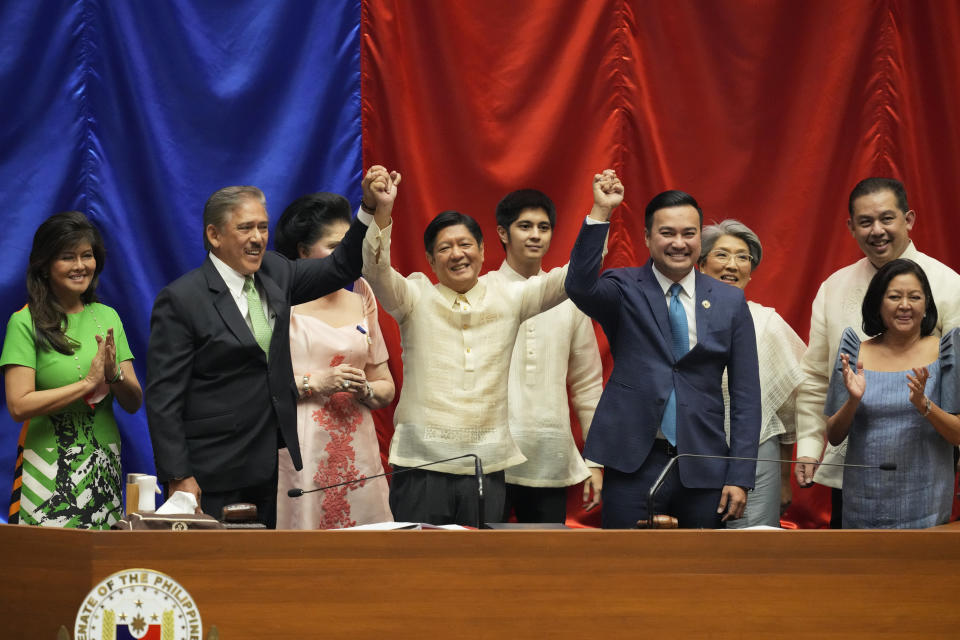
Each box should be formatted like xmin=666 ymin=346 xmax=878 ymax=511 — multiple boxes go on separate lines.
xmin=474 ymin=455 xmax=485 ymax=530
xmin=641 ymin=452 xmax=897 ymax=529
xmin=287 ymin=453 xmax=487 ymax=529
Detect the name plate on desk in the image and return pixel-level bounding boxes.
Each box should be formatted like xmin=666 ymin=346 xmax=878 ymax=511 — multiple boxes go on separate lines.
xmin=74 ymin=568 xmax=203 ymax=640
xmin=112 ymin=513 xmax=225 ymax=531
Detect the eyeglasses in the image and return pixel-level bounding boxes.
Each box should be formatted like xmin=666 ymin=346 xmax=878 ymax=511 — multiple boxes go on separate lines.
xmin=707 ymin=250 xmax=753 ymax=266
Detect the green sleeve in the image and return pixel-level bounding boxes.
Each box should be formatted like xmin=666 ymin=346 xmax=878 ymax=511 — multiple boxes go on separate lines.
xmin=0 ymin=307 xmax=37 ymax=370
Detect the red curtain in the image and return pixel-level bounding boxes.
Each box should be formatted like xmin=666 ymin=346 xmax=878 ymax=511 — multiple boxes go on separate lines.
xmin=361 ymin=0 xmax=960 ymax=528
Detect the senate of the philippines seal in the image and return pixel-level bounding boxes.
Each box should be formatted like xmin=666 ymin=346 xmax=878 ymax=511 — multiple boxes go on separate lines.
xmin=74 ymin=568 xmax=202 ymax=640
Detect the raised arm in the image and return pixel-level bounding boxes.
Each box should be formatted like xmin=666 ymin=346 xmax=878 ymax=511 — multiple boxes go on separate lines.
xmin=360 ymin=166 xmax=419 ymax=321
xmin=566 ymin=170 xmax=624 ymax=325
xmin=587 ymin=169 xmax=624 ymax=223
xmin=362 ymin=165 xmax=401 ymax=230
xmin=825 ymin=353 xmax=865 ymax=445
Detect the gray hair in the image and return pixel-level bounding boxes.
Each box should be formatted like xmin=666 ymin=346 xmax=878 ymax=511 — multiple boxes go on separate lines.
xmin=699 ymin=219 xmax=762 ymax=269
xmin=202 ymin=185 xmax=267 ymax=251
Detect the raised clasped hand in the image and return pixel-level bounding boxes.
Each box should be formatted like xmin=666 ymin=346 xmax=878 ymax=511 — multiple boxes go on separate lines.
xmin=362 ymin=165 xmax=402 ymax=209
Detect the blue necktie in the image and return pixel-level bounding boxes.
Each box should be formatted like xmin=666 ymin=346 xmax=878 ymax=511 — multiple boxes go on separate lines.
xmin=660 ymin=283 xmax=689 ymax=445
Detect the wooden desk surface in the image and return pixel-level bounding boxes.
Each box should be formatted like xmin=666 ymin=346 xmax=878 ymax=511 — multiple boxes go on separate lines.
xmin=3 ymin=525 xmax=959 ymax=639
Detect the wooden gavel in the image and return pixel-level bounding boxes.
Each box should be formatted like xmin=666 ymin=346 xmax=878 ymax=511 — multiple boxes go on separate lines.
xmin=636 ymin=515 xmax=679 ymax=529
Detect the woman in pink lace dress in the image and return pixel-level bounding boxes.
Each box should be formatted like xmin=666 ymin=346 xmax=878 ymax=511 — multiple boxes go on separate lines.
xmin=274 ymin=193 xmax=395 ymax=529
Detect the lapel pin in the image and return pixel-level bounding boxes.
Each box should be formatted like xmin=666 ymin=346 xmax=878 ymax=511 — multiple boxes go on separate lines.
xmin=702 ymin=300 xmax=711 ymax=309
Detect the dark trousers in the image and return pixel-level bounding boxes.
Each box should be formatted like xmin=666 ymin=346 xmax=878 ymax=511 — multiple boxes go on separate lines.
xmin=503 ymin=484 xmax=567 ymax=524
xmin=830 ymin=487 xmax=843 ymax=529
xmin=389 ymin=466 xmax=505 ymax=527
xmin=601 ymin=443 xmax=722 ymax=529
xmin=201 ymin=465 xmax=278 ymax=529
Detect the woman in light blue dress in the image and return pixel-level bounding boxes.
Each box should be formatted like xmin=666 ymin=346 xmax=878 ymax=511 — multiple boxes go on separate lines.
xmin=825 ymin=259 xmax=960 ymax=529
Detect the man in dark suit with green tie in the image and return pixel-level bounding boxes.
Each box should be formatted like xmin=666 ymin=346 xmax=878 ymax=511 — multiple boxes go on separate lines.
xmin=146 ymin=171 xmax=395 ymax=527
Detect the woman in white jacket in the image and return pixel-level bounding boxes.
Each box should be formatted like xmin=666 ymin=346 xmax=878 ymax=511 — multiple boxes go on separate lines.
xmin=699 ymin=219 xmax=806 ymax=528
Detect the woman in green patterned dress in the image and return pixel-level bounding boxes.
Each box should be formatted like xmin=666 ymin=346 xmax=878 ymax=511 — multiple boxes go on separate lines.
xmin=1 ymin=211 xmax=142 ymax=528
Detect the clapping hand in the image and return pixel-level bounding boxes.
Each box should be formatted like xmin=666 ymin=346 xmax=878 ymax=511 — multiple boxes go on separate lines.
xmin=102 ymin=328 xmax=118 ymax=381
xmin=840 ymin=352 xmax=865 ymax=400
xmin=85 ymin=334 xmax=107 ymax=387
xmin=906 ymin=366 xmax=930 ymax=414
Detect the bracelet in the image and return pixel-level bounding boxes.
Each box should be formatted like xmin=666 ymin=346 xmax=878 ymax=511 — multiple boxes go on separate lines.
xmin=302 ymin=373 xmax=313 ymax=398
xmin=364 ymin=382 xmax=374 ymax=400
xmin=360 ymin=200 xmax=377 ymax=214
xmin=107 ymin=367 xmax=123 ymax=384
xmin=922 ymin=396 xmax=932 ymax=417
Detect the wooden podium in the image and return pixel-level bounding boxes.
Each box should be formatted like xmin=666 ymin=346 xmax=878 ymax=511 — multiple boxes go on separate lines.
xmin=3 ymin=522 xmax=960 ymax=638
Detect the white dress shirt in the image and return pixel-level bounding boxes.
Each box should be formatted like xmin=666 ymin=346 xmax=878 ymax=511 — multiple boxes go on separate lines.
xmin=208 ymin=251 xmax=276 ymax=333
xmin=498 ymin=261 xmax=604 ymax=487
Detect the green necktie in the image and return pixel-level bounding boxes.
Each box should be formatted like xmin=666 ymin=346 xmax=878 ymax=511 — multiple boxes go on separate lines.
xmin=243 ymin=276 xmax=272 ymax=357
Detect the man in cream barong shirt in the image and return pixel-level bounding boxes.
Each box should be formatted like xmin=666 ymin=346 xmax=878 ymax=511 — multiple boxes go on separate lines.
xmin=494 ymin=188 xmax=604 ymax=524
xmin=360 ymin=168 xmax=617 ymax=525
xmin=794 ymin=177 xmax=960 ymax=527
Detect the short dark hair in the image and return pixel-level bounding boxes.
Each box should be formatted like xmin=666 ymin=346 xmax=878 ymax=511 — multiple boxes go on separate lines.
xmin=423 ymin=210 xmax=483 ymax=254
xmin=27 ymin=211 xmax=106 ymax=354
xmin=848 ymin=177 xmax=908 ymax=218
xmin=861 ymin=258 xmax=937 ymax=337
xmin=495 ymin=189 xmax=556 ymax=231
xmin=273 ymin=192 xmax=352 ymax=260
xmin=202 ymin=185 xmax=266 ymax=251
xmin=644 ymin=190 xmax=703 ymax=230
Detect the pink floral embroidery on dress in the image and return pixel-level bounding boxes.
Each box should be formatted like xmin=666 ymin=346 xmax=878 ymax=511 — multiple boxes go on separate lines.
xmin=312 ymin=354 xmax=366 ymax=528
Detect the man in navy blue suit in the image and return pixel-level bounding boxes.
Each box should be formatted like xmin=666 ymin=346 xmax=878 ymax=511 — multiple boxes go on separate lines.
xmin=565 ymin=171 xmax=761 ymax=528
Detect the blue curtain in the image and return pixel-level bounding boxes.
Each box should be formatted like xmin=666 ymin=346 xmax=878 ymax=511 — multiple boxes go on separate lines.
xmin=0 ymin=0 xmax=362 ymax=522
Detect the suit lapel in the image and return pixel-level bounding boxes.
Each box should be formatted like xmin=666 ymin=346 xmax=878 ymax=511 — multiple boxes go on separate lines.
xmin=693 ymin=271 xmax=714 ymax=344
xmin=203 ymin=259 xmax=260 ymax=353
xmin=638 ymin=262 xmax=673 ymax=352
